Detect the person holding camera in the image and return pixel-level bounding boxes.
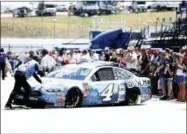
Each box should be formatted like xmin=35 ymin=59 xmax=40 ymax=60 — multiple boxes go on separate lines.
xmin=162 ymin=58 xmax=174 ymax=100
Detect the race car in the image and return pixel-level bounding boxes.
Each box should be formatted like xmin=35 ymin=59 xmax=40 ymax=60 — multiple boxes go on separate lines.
xmin=13 ymin=61 xmax=152 ymax=108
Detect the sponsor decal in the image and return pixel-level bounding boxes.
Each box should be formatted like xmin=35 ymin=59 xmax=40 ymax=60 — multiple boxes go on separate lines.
xmin=83 ymin=83 xmax=89 ymax=96
xmin=56 ymin=97 xmax=64 ymax=103
xmin=29 ymin=97 xmax=38 ymax=101
xmin=125 ymin=79 xmax=149 ymax=88
xmin=146 ymin=89 xmax=152 ymax=99
xmin=142 ymin=89 xmax=151 ymax=101
xmin=118 ymin=84 xmax=126 ymax=101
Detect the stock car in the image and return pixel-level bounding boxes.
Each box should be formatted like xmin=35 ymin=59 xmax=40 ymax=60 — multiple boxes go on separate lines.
xmin=13 ymin=61 xmax=152 ymax=108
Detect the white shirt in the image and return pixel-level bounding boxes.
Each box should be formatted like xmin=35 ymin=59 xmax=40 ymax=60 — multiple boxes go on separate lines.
xmin=79 ymin=54 xmax=91 ymax=63
xmin=126 ymin=52 xmax=138 ymax=70
xmin=41 ymin=54 xmax=56 ymax=69
xmin=176 ymin=64 xmax=184 ymax=76
xmin=91 ymin=53 xmax=99 ymax=61
xmin=71 ymin=53 xmax=81 ymax=63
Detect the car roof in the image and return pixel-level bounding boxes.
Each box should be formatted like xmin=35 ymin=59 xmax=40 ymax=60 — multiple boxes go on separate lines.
xmin=62 ymin=61 xmax=116 ymax=70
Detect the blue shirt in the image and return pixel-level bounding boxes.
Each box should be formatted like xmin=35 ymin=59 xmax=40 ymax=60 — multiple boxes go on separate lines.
xmin=9 ymin=54 xmax=15 ymax=64
xmin=17 ymin=60 xmax=40 ymax=80
xmin=0 ymin=52 xmax=6 ymax=63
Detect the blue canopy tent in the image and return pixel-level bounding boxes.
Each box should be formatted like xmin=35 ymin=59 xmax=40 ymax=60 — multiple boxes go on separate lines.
xmin=90 ymin=28 xmax=131 ymax=49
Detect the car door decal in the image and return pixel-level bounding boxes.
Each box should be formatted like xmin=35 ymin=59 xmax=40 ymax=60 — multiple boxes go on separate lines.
xmin=101 ymin=84 xmax=114 ymax=101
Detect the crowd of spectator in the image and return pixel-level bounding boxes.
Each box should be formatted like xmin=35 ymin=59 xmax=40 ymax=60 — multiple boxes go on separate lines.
xmin=0 ymin=45 xmax=187 ymax=102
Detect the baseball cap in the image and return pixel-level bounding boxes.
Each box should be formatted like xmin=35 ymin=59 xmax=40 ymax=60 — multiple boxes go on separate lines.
xmin=104 ymin=47 xmax=109 ymax=51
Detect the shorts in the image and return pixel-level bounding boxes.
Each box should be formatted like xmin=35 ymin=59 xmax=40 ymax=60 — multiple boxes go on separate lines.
xmin=176 ymin=76 xmax=184 ymax=83
xmin=159 ymin=78 xmax=173 ymax=89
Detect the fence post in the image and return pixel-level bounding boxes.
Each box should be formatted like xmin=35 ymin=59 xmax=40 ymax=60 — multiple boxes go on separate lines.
xmin=53 ymin=19 xmax=56 ymax=38
xmin=68 ymin=16 xmax=70 ymax=37
xmin=12 ymin=17 xmax=14 ymax=37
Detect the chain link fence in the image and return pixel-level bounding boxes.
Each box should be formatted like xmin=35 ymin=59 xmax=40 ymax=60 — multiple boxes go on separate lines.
xmin=1 ymin=12 xmax=176 ymax=38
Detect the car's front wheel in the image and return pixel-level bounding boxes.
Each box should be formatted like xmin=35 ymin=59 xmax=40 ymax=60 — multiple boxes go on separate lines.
xmin=65 ymin=88 xmax=82 ymax=108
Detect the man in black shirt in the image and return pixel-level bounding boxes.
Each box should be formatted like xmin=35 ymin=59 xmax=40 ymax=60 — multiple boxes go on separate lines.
xmin=140 ymin=49 xmax=150 ymax=76
xmin=104 ymin=47 xmax=110 ymax=61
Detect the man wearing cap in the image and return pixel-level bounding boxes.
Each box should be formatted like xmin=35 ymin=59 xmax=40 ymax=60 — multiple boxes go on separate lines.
xmin=5 ymin=56 xmax=43 ymax=109
xmin=126 ymin=46 xmax=138 ymax=72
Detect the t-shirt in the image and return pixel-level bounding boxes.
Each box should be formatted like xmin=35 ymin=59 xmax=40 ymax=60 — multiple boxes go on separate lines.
xmin=79 ymin=54 xmax=91 ymax=63
xmin=41 ymin=54 xmax=56 ymax=69
xmin=9 ymin=54 xmax=15 ymax=64
xmin=163 ymin=64 xmax=173 ymax=78
xmin=17 ymin=60 xmax=39 ymax=80
xmin=176 ymin=63 xmax=184 ymax=76
xmin=158 ymin=59 xmax=165 ymax=78
xmin=104 ymin=53 xmax=110 ymax=61
xmin=140 ymin=54 xmax=150 ymax=75
xmin=91 ymin=53 xmax=99 ymax=61
xmin=126 ymin=52 xmax=138 ymax=70
xmin=0 ymin=52 xmax=6 ymax=63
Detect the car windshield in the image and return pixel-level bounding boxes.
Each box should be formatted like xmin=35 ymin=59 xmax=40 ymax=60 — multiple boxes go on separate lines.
xmin=47 ymin=66 xmax=91 ymax=80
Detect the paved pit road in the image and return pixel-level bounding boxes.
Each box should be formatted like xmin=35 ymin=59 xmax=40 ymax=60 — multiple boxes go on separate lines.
xmin=1 ymin=76 xmax=186 ymax=133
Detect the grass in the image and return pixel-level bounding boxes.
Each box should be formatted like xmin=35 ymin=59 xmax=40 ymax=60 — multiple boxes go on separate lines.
xmin=1 ymin=11 xmax=176 ymax=38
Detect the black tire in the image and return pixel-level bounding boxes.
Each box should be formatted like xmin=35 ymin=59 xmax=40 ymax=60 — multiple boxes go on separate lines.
xmin=65 ymin=88 xmax=82 ymax=108
xmin=124 ymin=87 xmax=141 ymax=105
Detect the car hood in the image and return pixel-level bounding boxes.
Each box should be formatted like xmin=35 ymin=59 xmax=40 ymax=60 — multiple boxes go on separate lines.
xmin=29 ymin=77 xmax=83 ymax=91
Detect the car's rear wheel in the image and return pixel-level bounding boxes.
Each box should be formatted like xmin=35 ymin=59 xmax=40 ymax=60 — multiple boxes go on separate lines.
xmin=65 ymin=88 xmax=82 ymax=108
xmin=124 ymin=87 xmax=141 ymax=105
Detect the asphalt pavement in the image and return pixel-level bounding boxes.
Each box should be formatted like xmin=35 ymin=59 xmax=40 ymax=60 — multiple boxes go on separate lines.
xmin=1 ymin=76 xmax=186 ymax=133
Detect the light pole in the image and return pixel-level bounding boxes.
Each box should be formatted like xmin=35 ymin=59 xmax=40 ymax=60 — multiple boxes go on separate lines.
xmin=169 ymin=17 xmax=172 ymax=29
xmin=81 ymin=17 xmax=84 ymax=33
xmin=53 ymin=18 xmax=56 ymax=38
xmin=12 ymin=16 xmax=14 ymax=37
xmin=67 ymin=15 xmax=70 ymax=37
xmin=40 ymin=17 xmax=43 ymax=37
xmin=143 ymin=22 xmax=147 ymax=38
xmin=161 ymin=17 xmax=166 ymax=33
xmin=148 ymin=20 xmax=152 ymax=38
xmin=156 ymin=17 xmax=159 ymax=35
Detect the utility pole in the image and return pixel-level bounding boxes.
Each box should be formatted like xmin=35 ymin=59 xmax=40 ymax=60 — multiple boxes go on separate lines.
xmin=53 ymin=19 xmax=56 ymax=38
xmin=68 ymin=15 xmax=70 ymax=37
xmin=156 ymin=17 xmax=159 ymax=36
